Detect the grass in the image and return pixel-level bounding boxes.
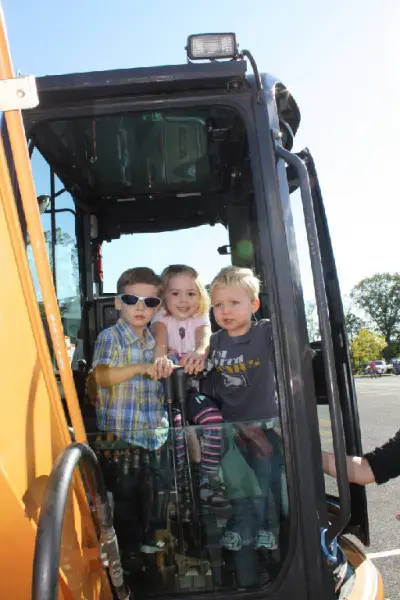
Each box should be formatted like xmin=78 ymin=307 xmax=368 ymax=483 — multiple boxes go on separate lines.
xmin=354 ymin=373 xmax=395 ymax=379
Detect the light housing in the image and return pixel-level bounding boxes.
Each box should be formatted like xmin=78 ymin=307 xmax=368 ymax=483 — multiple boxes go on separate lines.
xmin=186 ymin=33 xmax=238 ymax=61
xmin=37 ymin=195 xmax=50 ymax=214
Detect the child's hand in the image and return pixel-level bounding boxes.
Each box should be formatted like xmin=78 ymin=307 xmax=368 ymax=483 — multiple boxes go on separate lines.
xmin=146 ymin=357 xmax=175 ymax=380
xmin=155 ymin=357 xmax=175 ymax=379
xmin=85 ymin=370 xmax=97 ymax=405
xmin=181 ymin=352 xmax=205 ymax=375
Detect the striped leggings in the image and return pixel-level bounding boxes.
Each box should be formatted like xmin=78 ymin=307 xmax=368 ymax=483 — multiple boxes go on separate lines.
xmin=172 ymin=401 xmax=223 ymax=479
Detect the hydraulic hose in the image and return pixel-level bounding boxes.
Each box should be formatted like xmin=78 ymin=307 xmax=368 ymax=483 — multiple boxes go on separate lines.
xmin=32 ymin=442 xmax=130 ymax=600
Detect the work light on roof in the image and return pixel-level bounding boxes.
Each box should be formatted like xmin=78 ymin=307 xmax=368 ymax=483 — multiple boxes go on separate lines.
xmin=186 ymin=33 xmax=238 ymax=61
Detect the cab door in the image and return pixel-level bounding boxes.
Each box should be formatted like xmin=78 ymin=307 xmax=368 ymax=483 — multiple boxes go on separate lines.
xmin=299 ymin=148 xmax=369 ymax=545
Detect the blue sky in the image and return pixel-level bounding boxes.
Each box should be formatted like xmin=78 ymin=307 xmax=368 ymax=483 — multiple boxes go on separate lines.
xmin=5 ymin=0 xmax=400 ymax=302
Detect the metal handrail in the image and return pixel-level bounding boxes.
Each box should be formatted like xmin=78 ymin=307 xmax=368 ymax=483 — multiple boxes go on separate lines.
xmin=32 ymin=442 xmax=130 ymax=600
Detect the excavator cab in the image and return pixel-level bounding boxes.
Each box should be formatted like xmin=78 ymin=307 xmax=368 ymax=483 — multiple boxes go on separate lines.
xmin=0 ymin=27 xmax=383 ymax=600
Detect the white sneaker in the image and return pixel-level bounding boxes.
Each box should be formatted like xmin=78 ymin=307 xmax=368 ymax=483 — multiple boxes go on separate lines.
xmin=254 ymin=530 xmax=278 ymax=550
xmin=221 ymin=530 xmax=252 ymax=551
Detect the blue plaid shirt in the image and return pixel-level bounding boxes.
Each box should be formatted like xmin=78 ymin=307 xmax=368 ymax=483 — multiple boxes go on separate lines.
xmin=92 ymin=318 xmax=168 ymax=450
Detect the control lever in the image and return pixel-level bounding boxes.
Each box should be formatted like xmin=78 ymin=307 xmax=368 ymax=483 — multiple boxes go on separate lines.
xmin=173 ymin=368 xmax=199 ymax=539
xmin=163 ymin=374 xmax=174 ymax=402
xmin=77 ymin=358 xmax=87 ymax=373
xmin=162 ymin=375 xmax=184 ymax=553
xmin=174 ymin=367 xmax=189 ymax=406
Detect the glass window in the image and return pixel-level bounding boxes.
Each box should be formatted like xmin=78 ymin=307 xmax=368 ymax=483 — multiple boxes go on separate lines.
xmin=88 ymin=420 xmax=287 ymax=595
xmin=318 ymin=406 xmax=339 ymax=497
xmin=290 ymin=188 xmax=339 ymax=496
xmin=28 ymin=148 xmax=81 ymax=357
xmin=102 ymin=224 xmax=231 ymax=292
xmin=30 ymin=107 xmax=242 ymax=199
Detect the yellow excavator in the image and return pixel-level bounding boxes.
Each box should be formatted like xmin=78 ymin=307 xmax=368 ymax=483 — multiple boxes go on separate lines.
xmin=0 ymin=13 xmax=384 ymax=600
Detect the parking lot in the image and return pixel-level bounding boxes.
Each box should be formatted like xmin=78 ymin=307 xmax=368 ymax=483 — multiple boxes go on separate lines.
xmin=356 ymin=377 xmax=400 ymax=599
xmin=321 ymin=377 xmax=400 ymax=599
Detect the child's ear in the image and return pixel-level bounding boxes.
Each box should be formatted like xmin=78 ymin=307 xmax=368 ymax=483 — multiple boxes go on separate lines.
xmin=252 ymin=297 xmax=260 ymax=313
xmin=115 ymin=296 xmax=122 ymax=311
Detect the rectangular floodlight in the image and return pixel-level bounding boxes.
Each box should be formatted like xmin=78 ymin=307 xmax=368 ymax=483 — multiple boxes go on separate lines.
xmin=187 ymin=33 xmax=238 ymax=61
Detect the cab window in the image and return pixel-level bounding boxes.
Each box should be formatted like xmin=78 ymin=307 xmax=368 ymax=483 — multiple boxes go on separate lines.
xmin=102 ymin=224 xmax=231 ymax=292
xmin=28 ymin=147 xmax=81 ymax=359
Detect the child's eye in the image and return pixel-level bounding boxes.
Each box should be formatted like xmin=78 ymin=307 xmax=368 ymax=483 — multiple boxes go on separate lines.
xmin=214 ymin=302 xmax=222 ymax=309
xmin=188 ymin=292 xmax=196 ymax=297
xmin=231 ymin=300 xmax=239 ymax=305
xmin=171 ymin=291 xmax=179 ymax=296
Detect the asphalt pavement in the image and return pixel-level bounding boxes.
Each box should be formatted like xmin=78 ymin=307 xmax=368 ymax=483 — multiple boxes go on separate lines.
xmin=357 ymin=377 xmax=400 ymax=600
xmin=320 ymin=377 xmax=400 ymax=600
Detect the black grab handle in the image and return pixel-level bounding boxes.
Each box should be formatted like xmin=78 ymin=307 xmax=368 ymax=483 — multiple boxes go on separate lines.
xmin=275 ymin=143 xmax=351 ymax=546
xmin=162 ymin=373 xmax=174 ymax=401
xmin=162 ymin=368 xmax=189 ymax=406
xmin=174 ymin=367 xmax=189 ymax=404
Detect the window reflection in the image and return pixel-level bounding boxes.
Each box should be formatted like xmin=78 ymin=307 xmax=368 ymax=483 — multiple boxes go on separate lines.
xmin=88 ymin=420 xmax=287 ymax=595
xmin=29 ymin=148 xmax=81 ymax=359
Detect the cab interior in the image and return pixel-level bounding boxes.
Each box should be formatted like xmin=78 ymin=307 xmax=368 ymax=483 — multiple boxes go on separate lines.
xmin=27 ymin=103 xmax=294 ymax=596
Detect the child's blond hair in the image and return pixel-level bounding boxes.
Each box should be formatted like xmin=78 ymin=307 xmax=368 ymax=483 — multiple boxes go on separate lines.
xmin=161 ymin=264 xmax=210 ymax=316
xmin=210 ymin=266 xmax=260 ymax=301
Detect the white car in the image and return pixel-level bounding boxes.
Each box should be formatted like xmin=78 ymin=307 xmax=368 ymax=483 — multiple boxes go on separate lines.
xmin=364 ymin=360 xmax=388 ymax=375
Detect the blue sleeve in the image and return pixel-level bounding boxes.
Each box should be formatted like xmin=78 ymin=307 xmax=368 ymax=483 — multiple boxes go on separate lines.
xmin=92 ymin=329 xmax=120 ymax=369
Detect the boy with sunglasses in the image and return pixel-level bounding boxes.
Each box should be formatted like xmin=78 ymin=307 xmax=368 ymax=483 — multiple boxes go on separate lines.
xmin=93 ymin=267 xmax=174 ymax=449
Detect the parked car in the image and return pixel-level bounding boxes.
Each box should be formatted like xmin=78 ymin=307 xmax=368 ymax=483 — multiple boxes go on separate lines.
xmin=390 ymin=358 xmax=400 ymax=375
xmin=364 ymin=360 xmax=388 ymax=375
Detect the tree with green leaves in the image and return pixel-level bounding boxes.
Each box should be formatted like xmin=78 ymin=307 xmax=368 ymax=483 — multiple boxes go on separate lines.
xmin=350 ymin=273 xmax=400 ymax=345
xmin=43 ymin=228 xmax=79 ymax=293
xmin=350 ymin=328 xmax=387 ymax=372
xmin=29 ymin=227 xmax=79 ymax=318
xmin=345 ymin=309 xmax=366 ymax=343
